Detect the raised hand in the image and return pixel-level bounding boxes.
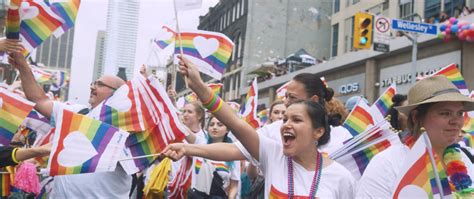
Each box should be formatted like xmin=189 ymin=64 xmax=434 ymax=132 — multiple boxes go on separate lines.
xmin=8 ymin=51 xmax=28 ymax=70
xmin=161 ymin=143 xmax=186 ymax=161
xmin=177 ymin=55 xmax=204 ymax=90
xmin=0 ymin=38 xmax=22 ymax=53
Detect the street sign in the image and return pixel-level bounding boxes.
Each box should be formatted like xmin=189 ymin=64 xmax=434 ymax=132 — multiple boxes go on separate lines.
xmin=374 ymin=16 xmax=390 ymax=53
xmin=391 ymin=19 xmax=437 ymax=35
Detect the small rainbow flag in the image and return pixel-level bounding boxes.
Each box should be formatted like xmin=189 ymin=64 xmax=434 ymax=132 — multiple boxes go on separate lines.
xmin=0 ymin=171 xmax=11 ymax=197
xmin=257 ymin=109 xmax=268 ymax=125
xmin=154 ymin=26 xmax=175 ymax=49
xmin=47 ymin=108 xmax=129 ymax=176
xmin=208 ymin=83 xmax=223 ymax=96
xmin=392 ymin=134 xmax=451 ymax=199
xmin=194 ymin=159 xmax=202 ymax=174
xmin=343 ymin=100 xmax=375 ymax=137
xmin=212 ymin=162 xmax=229 ymax=173
xmin=0 ymin=88 xmax=35 ymax=146
xmin=175 ymin=30 xmax=234 ymax=80
xmin=240 ymin=78 xmax=260 ymax=129
xmin=432 ymin=63 xmax=469 ymax=95
xmin=6 ymin=7 xmax=20 ymax=39
xmin=462 ymin=133 xmax=473 ymax=148
xmin=31 ymin=65 xmax=53 ymax=83
xmin=185 ymin=92 xmax=198 ymax=103
xmin=51 ymin=0 xmax=81 ymax=37
xmin=18 ymin=0 xmax=65 ymax=55
xmin=372 ymin=83 xmax=396 ymax=116
xmin=351 ymin=139 xmax=392 ymax=175
xmin=54 ymin=70 xmax=68 ymax=87
xmin=463 ymin=91 xmax=474 ymax=134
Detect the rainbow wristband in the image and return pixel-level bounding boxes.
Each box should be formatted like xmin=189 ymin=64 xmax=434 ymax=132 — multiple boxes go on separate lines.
xmin=203 ymin=93 xmax=223 ymax=113
xmin=201 ymin=92 xmax=214 ymax=105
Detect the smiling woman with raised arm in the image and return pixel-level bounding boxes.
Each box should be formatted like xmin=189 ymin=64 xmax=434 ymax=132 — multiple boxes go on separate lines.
xmin=163 ymin=56 xmax=355 ymax=198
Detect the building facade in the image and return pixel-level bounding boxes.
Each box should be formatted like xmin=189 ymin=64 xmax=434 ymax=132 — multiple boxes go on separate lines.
xmin=103 ymin=0 xmax=140 ymax=80
xmin=35 ymin=28 xmax=76 ymax=70
xmin=92 ymin=31 xmax=107 ymax=81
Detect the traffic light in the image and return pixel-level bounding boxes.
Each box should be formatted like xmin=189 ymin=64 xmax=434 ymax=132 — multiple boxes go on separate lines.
xmin=353 ymin=12 xmax=374 ymax=49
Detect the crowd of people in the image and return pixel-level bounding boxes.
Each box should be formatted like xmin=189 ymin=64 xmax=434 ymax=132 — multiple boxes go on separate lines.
xmin=1 ymin=36 xmax=474 ymax=198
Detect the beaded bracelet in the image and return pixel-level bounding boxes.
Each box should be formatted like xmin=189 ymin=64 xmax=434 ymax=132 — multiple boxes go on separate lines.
xmin=202 ymin=93 xmax=223 ymax=113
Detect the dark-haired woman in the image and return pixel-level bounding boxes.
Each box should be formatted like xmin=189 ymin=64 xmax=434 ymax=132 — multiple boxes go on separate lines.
xmin=387 ymin=94 xmax=408 ymax=132
xmin=188 ymin=116 xmax=240 ymax=199
xmin=163 ymin=56 xmax=355 ymax=198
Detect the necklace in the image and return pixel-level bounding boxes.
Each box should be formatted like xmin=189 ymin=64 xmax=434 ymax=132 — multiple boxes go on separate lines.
xmin=287 ymin=151 xmax=323 ymax=198
xmin=443 ymin=144 xmax=474 ymax=198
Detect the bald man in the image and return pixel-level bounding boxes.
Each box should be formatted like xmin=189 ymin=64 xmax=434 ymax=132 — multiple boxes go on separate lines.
xmin=9 ymin=52 xmax=131 ymax=198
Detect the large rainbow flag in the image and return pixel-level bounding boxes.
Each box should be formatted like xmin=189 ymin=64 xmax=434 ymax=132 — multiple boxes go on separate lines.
xmin=240 ymin=78 xmax=260 ymax=129
xmin=0 ymin=88 xmax=35 ymax=146
xmin=18 ymin=0 xmax=65 ymax=55
xmin=154 ymin=25 xmax=176 ymax=49
xmin=47 ymin=108 xmax=129 ymax=176
xmin=372 ymin=83 xmax=396 ymax=116
xmin=174 ymin=30 xmax=234 ymax=80
xmin=343 ymin=100 xmax=375 ymax=137
xmin=432 ymin=63 xmax=469 ymax=95
xmin=392 ymin=133 xmax=451 ymax=199
xmin=51 ymin=0 xmax=81 ymax=37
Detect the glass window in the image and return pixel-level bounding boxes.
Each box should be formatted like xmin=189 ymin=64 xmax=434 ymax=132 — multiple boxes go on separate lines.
xmin=237 ymin=2 xmax=240 ymax=18
xmin=399 ymin=0 xmax=414 ymax=20
xmin=241 ymin=0 xmax=245 ymax=16
xmin=424 ymin=0 xmax=441 ymax=22
xmin=233 ymin=4 xmax=236 ymax=22
xmin=344 ymin=17 xmax=354 ymax=53
xmin=331 ymin=23 xmax=339 ymax=57
xmin=334 ymin=0 xmax=340 ymax=13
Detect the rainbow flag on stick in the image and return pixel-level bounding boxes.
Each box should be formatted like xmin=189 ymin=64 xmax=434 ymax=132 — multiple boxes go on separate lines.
xmin=371 ymin=83 xmax=396 ymax=116
xmin=6 ymin=7 xmax=20 ymax=39
xmin=240 ymin=78 xmax=260 ymax=129
xmin=432 ymin=63 xmax=469 ymax=95
xmin=343 ymin=100 xmax=377 ymax=137
xmin=47 ymin=108 xmax=129 ymax=176
xmin=0 ymin=88 xmax=35 ymax=146
xmin=392 ymin=133 xmax=451 ymax=199
xmin=31 ymin=65 xmax=53 ymax=83
xmin=174 ymin=30 xmax=234 ymax=80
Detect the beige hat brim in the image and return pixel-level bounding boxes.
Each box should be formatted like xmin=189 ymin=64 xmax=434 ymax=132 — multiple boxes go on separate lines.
xmin=395 ymin=92 xmax=474 ymax=116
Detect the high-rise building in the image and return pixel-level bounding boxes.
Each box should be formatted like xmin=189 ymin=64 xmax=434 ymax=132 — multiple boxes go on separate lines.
xmin=103 ymin=0 xmax=140 ymax=80
xmin=92 ymin=31 xmax=106 ymax=81
xmin=35 ymin=28 xmax=76 ymax=70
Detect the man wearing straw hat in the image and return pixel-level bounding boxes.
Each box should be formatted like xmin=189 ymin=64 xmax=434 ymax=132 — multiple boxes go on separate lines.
xmin=357 ymin=75 xmax=474 ymax=198
xmin=8 ymin=49 xmax=131 ymax=197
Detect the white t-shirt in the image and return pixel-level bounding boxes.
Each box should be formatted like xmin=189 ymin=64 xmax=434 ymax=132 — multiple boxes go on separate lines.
xmin=258 ymin=133 xmax=355 ymax=198
xmin=191 ymin=157 xmax=241 ymax=192
xmin=49 ymin=102 xmax=132 ymax=198
xmin=238 ymin=121 xmax=352 ymax=165
xmin=356 ymin=144 xmax=474 ymax=198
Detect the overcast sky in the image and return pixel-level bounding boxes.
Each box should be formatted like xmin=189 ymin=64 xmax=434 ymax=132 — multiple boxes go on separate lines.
xmin=68 ymin=0 xmax=218 ymax=105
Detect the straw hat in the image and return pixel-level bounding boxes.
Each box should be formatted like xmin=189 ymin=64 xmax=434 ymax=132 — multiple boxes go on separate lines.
xmin=395 ymin=75 xmax=474 ymax=115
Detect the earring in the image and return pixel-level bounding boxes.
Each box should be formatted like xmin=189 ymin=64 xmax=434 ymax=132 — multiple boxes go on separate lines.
xmin=314 ymin=140 xmax=319 ymax=146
